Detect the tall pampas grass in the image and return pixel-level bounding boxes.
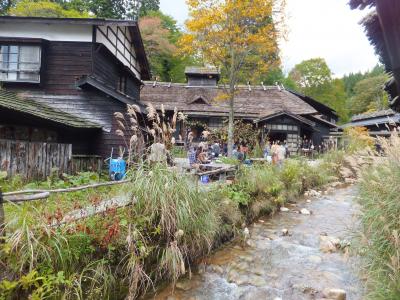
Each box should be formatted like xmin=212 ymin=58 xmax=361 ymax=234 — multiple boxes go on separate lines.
xmin=358 ymin=130 xmax=400 ymax=299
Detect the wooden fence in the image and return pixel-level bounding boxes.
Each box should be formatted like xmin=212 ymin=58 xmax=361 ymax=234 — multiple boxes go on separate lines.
xmin=0 ymin=139 xmax=103 ymax=180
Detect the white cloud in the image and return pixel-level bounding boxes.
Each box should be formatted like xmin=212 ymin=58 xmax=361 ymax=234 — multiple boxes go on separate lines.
xmin=159 ymin=0 xmax=379 ymax=77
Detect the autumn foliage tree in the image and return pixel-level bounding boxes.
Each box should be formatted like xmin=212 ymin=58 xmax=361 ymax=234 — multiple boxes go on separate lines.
xmin=180 ymin=0 xmax=285 ymax=156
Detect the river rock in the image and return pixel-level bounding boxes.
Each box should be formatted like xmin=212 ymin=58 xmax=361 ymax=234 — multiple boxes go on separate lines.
xmin=300 ymin=208 xmax=311 ymax=215
xmin=309 ymin=190 xmax=321 ymax=197
xmin=308 ymin=255 xmax=322 ymax=264
xmin=248 ymin=275 xmax=267 ymax=287
xmin=227 ymin=269 xmax=241 ymax=283
xmin=281 ymin=228 xmax=289 ymax=236
xmin=345 ymin=178 xmax=357 ymax=184
xmin=176 ymin=279 xmax=194 ymax=291
xmin=209 ymin=265 xmax=224 ymax=275
xmin=306 ymin=200 xmax=312 ymax=203
xmin=340 ymin=167 xmax=354 ymax=179
xmin=319 ymin=235 xmax=341 ymax=253
xmin=322 ymin=288 xmax=346 ymax=300
xmin=280 ymin=207 xmax=290 ymax=212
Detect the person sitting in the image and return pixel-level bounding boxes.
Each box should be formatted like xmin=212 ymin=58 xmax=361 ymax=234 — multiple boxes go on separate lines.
xmin=196 ymin=146 xmax=210 ymax=164
xmin=188 ymin=147 xmax=197 ymax=167
xmin=211 ymin=141 xmax=221 ymax=158
xmin=239 ymin=142 xmax=249 ymax=160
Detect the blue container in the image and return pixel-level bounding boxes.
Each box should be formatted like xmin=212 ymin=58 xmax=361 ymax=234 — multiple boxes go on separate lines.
xmin=200 ymin=175 xmax=209 ymax=184
xmin=109 ymin=158 xmax=126 ymax=181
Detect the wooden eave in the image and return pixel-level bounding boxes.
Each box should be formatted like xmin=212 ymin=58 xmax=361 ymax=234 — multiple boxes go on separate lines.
xmin=256 ymin=111 xmax=315 ymax=127
xmin=76 ymin=75 xmax=146 ymax=113
xmin=128 ymin=26 xmax=151 ymax=80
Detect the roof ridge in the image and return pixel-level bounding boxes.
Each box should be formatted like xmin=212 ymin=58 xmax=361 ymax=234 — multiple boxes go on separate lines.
xmin=143 ymin=82 xmax=282 ymax=90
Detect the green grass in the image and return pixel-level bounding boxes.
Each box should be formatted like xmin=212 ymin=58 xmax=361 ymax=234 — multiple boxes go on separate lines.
xmin=0 ymin=154 xmax=341 ymax=299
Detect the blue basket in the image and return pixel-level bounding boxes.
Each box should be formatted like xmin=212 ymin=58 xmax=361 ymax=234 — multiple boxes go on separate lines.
xmin=109 ymin=158 xmax=126 ymax=181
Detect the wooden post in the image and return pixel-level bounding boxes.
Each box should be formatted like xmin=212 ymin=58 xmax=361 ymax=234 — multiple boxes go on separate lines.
xmin=0 ymin=188 xmax=5 ymax=240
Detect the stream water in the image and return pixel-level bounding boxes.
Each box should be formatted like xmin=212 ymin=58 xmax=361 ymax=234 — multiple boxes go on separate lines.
xmin=146 ymin=186 xmax=364 ymax=300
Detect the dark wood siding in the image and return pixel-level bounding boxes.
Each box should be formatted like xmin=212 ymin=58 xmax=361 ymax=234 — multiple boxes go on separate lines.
xmin=92 ymin=44 xmax=140 ymax=101
xmin=42 ymin=41 xmax=93 ymax=94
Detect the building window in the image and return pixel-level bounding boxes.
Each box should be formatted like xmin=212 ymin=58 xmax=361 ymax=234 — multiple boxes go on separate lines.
xmin=208 ymin=118 xmax=224 ymax=129
xmin=118 ymin=75 xmax=127 ymax=94
xmin=0 ymin=45 xmax=41 ymax=82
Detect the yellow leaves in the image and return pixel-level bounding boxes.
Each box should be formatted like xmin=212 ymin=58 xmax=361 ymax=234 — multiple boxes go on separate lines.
xmin=180 ymin=0 xmax=285 ymax=71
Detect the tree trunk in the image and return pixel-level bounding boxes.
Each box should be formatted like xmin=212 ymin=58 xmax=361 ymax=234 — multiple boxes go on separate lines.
xmin=227 ymin=49 xmax=236 ymax=157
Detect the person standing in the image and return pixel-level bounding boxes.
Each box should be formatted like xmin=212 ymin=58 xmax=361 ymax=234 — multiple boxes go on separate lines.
xmin=271 ymin=141 xmax=278 ymax=165
xmin=277 ymin=142 xmax=286 ymax=167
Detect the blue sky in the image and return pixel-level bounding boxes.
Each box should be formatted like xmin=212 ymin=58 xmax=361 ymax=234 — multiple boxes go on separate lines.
xmin=159 ymin=0 xmax=379 ymax=77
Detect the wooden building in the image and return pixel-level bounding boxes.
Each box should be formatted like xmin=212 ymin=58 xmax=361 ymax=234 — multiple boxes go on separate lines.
xmin=350 ymin=0 xmax=400 ymax=111
xmin=0 ymin=16 xmax=151 ymax=164
xmin=141 ymin=67 xmax=339 ymax=153
xmin=341 ymin=109 xmax=400 ymax=136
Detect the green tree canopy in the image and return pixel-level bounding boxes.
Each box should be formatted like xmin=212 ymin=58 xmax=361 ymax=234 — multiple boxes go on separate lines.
xmin=139 ymin=0 xmax=159 ymax=17
xmin=289 ymin=58 xmax=350 ymax=122
xmin=289 ymin=58 xmax=332 ymax=91
xmin=9 ymin=0 xmax=89 ymax=17
xmin=348 ymin=74 xmax=389 ymax=115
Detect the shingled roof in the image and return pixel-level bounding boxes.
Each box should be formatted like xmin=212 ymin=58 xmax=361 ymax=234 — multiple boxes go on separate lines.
xmin=351 ymin=109 xmax=396 ymax=121
xmin=0 ymin=89 xmax=102 ymax=129
xmin=141 ymin=83 xmax=318 ymax=119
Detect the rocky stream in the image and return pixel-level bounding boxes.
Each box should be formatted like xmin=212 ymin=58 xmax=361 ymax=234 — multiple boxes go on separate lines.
xmin=145 ymin=185 xmax=364 ymax=300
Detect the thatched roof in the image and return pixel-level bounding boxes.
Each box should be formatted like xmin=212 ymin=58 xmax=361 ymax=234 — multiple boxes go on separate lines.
xmin=360 ymin=11 xmax=391 ymax=69
xmin=141 ymin=82 xmax=319 ymax=119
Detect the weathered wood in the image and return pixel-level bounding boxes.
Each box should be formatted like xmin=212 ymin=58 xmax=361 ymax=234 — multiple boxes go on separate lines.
xmin=5 ymin=192 xmax=51 ymax=203
xmin=197 ymin=166 xmax=236 ymax=177
xmin=3 ymin=179 xmax=130 ymax=197
xmin=51 ymin=195 xmax=136 ymax=226
xmin=0 ymin=139 xmax=105 ymax=180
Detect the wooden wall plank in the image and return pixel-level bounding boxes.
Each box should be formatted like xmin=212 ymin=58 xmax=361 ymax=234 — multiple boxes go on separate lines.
xmin=0 ymin=140 xmax=102 ymax=180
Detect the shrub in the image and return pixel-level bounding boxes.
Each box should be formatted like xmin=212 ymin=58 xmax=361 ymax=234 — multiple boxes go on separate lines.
xmin=344 ymin=127 xmax=374 ymax=153
xmin=357 ymin=134 xmax=400 ymax=299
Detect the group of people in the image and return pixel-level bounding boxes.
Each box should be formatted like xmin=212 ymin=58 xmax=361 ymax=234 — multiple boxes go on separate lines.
xmin=187 ymin=140 xmax=251 ymax=167
xmin=263 ymin=141 xmax=288 ymax=166
xmin=299 ymin=138 xmax=337 ymax=157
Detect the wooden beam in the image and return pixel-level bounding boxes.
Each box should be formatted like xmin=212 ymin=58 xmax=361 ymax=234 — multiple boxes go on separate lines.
xmin=51 ymin=195 xmax=136 ymax=226
xmin=0 ymin=188 xmax=5 ymax=240
xmin=3 ymin=180 xmax=130 ymax=197
xmin=5 ymin=192 xmax=50 ymax=203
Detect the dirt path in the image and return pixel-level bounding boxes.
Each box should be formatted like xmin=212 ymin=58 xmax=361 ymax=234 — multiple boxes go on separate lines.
xmin=146 ymin=186 xmax=364 ymax=300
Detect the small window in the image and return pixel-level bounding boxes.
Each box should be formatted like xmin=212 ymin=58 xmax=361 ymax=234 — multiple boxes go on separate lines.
xmin=0 ymin=45 xmax=41 ymax=82
xmin=117 ymin=75 xmax=127 ymax=94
